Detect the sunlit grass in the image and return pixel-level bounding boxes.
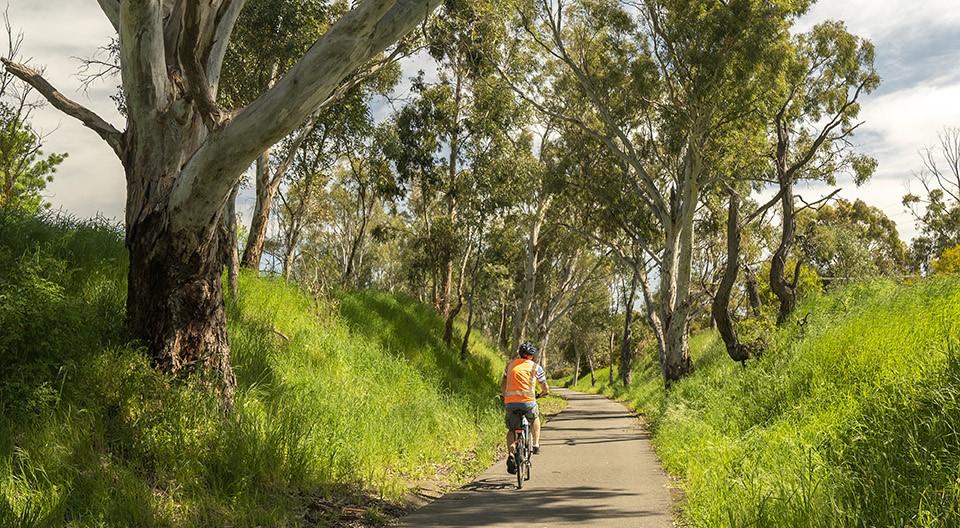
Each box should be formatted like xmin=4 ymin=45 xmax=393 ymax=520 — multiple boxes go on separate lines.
xmin=561 ymin=277 xmax=960 ymax=527
xmin=0 ymin=211 xmax=506 ymax=527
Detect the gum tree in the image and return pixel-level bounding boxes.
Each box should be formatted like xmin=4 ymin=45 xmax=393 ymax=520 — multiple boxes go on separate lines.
xmin=710 ymin=21 xmax=878 ymax=364
xmin=3 ymin=0 xmax=441 ymax=406
xmin=767 ymin=21 xmax=878 ymax=324
xmin=508 ymin=0 xmax=809 ymax=384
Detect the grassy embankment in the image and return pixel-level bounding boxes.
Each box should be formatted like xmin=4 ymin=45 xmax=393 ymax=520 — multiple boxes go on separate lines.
xmin=561 ymin=277 xmax=960 ymax=527
xmin=0 ymin=212 xmax=506 ymax=527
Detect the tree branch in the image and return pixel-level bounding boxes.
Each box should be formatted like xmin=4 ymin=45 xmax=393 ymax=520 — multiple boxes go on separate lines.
xmin=96 ymin=0 xmax=120 ymax=33
xmin=119 ymin=0 xmax=168 ymax=121
xmin=796 ymin=188 xmax=841 ymax=214
xmin=206 ymin=0 xmax=246 ymax=93
xmin=181 ymin=1 xmax=227 ymax=130
xmin=1 ymin=58 xmax=123 ymax=158
xmin=535 ymin=2 xmax=667 ymax=221
xmin=171 ymin=0 xmax=441 ymax=232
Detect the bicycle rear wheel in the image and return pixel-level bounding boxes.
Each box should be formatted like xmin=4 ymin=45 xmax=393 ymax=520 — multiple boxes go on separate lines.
xmin=524 ymin=434 xmax=532 ymax=481
xmin=515 ymin=448 xmax=524 ymax=488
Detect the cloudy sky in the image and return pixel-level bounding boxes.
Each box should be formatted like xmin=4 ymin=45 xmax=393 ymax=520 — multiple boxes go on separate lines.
xmin=7 ymin=0 xmax=960 ymax=242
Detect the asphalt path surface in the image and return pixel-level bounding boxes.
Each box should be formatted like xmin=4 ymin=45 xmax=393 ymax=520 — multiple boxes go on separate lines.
xmin=396 ymin=388 xmax=673 ymax=527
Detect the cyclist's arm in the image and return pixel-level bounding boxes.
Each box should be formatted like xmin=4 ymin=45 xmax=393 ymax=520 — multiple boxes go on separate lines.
xmin=535 ymin=365 xmax=549 ymax=397
xmin=500 ymin=369 xmax=508 ymax=400
xmin=538 ymin=380 xmax=549 ymax=398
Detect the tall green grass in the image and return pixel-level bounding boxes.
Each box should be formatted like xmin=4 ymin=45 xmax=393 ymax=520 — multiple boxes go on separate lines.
xmin=562 ymin=278 xmax=960 ymax=527
xmin=0 ymin=211 xmax=505 ymax=527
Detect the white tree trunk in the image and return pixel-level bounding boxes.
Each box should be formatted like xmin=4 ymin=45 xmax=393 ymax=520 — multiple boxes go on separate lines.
xmin=511 ymin=195 xmax=552 ymax=351
xmin=6 ymin=0 xmax=442 ymax=407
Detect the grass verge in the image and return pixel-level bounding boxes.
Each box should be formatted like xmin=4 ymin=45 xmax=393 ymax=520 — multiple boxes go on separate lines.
xmin=0 ymin=211 xmax=506 ymax=527
xmin=558 ymin=278 xmax=960 ymax=527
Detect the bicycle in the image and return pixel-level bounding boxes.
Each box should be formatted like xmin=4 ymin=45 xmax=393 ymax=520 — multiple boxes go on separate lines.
xmin=511 ymin=409 xmax=533 ymax=489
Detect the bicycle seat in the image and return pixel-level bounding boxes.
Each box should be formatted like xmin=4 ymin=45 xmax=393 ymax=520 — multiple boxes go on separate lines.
xmin=511 ymin=409 xmax=528 ymax=416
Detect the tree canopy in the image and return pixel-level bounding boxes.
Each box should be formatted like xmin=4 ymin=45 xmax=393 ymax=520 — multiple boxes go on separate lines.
xmin=6 ymin=0 xmax=936 ymax=395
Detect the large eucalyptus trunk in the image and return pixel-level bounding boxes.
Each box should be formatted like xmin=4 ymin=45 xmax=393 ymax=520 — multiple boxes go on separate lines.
xmin=123 ymin=114 xmax=236 ymax=406
xmin=7 ymin=0 xmax=443 ymax=410
xmin=632 ymin=206 xmax=694 ymax=386
xmin=661 ymin=318 xmax=692 ymax=382
xmin=511 ymin=197 xmax=551 ymax=351
xmin=654 ymin=151 xmax=700 ymax=385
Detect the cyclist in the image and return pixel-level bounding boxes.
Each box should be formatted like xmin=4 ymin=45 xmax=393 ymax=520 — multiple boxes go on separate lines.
xmin=501 ymin=341 xmax=549 ymax=475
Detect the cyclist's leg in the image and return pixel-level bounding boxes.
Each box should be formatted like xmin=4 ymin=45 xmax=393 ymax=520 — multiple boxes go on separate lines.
xmin=528 ymin=404 xmax=542 ymax=450
xmin=504 ymin=406 xmax=523 ymax=455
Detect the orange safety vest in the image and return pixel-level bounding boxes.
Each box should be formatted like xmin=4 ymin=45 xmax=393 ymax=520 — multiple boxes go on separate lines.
xmin=504 ymin=358 xmax=539 ymax=404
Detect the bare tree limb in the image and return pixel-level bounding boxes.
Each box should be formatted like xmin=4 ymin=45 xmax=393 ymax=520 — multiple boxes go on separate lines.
xmin=0 ymin=58 xmax=123 ymax=157
xmin=796 ymin=188 xmax=841 ymax=213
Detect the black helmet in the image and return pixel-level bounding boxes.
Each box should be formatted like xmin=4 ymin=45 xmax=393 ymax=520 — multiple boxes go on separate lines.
xmin=518 ymin=341 xmax=537 ymax=358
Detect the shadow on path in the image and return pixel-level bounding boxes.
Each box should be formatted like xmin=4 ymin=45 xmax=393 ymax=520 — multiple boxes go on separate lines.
xmin=396 ymin=388 xmax=673 ymax=528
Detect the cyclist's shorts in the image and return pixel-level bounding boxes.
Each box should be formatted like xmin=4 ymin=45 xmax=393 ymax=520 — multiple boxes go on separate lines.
xmin=504 ymin=402 xmax=539 ymax=430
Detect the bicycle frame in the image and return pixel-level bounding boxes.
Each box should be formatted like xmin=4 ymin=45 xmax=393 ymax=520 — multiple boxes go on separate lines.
xmin=513 ymin=414 xmax=532 ymax=488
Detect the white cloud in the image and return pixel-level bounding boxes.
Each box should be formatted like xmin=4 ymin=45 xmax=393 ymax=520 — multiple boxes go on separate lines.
xmin=789 ymin=0 xmax=960 ymax=243
xmin=798 ymin=0 xmax=960 ymax=41
xmin=860 ymin=82 xmax=960 ymax=174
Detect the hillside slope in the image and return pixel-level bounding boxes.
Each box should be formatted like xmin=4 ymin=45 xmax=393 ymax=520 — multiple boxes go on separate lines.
xmin=565 ymin=278 xmax=960 ymax=527
xmin=0 ymin=212 xmax=505 ymax=527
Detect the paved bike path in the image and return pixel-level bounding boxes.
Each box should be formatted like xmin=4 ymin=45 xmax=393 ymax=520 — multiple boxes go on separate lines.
xmin=396 ymin=388 xmax=673 ymax=527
